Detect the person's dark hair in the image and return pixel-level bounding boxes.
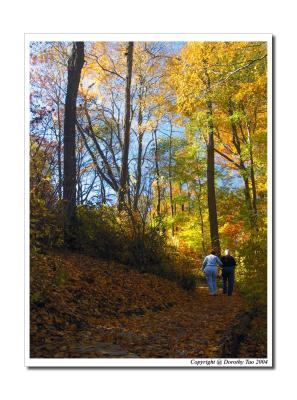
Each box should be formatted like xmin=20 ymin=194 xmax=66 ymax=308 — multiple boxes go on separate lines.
xmin=211 ymin=249 xmax=216 ymax=255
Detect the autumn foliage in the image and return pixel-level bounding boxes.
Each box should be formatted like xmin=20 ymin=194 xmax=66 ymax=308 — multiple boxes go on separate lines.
xmin=30 ymin=40 xmax=268 ymax=358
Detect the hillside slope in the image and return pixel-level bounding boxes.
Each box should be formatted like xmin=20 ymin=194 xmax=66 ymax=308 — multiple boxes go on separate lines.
xmin=30 ymin=251 xmax=250 ymax=358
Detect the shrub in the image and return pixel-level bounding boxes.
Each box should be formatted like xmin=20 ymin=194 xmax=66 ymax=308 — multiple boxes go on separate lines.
xmin=30 ymin=195 xmax=63 ymax=254
xmin=235 ymin=232 xmax=267 ymax=306
xmin=179 ymin=274 xmax=198 ymax=291
xmin=76 ymin=205 xmax=122 ymax=259
xmin=30 ymin=138 xmax=63 ymax=254
xmin=75 ymin=205 xmax=198 ymax=291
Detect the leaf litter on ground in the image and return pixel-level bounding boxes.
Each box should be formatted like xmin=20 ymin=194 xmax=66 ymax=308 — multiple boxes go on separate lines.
xmin=30 ymin=251 xmax=260 ymax=358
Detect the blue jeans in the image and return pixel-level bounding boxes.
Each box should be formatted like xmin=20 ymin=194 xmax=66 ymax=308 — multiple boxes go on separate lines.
xmin=222 ymin=267 xmax=235 ymax=295
xmin=204 ymin=267 xmax=217 ymax=295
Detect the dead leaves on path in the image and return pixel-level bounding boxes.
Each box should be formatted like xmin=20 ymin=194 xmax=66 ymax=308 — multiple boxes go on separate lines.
xmin=238 ymin=307 xmax=267 ymax=358
xmin=30 ymin=251 xmax=248 ymax=358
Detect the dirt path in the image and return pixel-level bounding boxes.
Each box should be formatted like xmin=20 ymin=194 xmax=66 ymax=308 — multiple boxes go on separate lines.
xmin=30 ymin=252 xmax=251 ymax=358
xmin=31 ymin=291 xmax=249 ymax=358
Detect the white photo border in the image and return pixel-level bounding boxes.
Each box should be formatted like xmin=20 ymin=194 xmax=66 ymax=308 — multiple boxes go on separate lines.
xmin=25 ymin=33 xmax=273 ymax=367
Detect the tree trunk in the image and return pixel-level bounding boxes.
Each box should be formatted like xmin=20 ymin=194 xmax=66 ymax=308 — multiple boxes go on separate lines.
xmin=206 ymin=100 xmax=221 ymax=254
xmin=99 ymin=175 xmax=106 ymax=205
xmin=133 ymin=102 xmax=143 ymax=210
xmin=57 ymin=101 xmax=62 ymax=201
xmin=168 ymin=124 xmax=174 ymax=236
xmin=246 ymin=120 xmax=258 ymax=224
xmin=187 ymin=183 xmax=191 ymax=214
xmin=63 ymin=41 xmax=84 ymax=246
xmin=180 ymin=183 xmax=185 ymax=212
xmin=83 ymin=105 xmax=118 ymax=192
xmin=228 ymin=104 xmax=254 ymax=227
xmin=197 ymin=178 xmax=206 ymax=255
xmin=250 ymin=164 xmax=257 ymax=218
xmin=242 ymin=173 xmax=254 ymax=223
xmin=119 ymin=42 xmax=134 ymax=211
xmin=153 ymin=129 xmax=161 ymax=217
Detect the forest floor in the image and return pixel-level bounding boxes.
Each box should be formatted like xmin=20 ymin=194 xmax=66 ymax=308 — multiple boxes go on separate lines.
xmin=30 ymin=251 xmax=267 ymax=358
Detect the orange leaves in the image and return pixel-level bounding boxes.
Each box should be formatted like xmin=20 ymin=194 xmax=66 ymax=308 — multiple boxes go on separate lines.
xmin=30 ymin=251 xmax=250 ymax=358
xmin=221 ymin=221 xmax=243 ymax=236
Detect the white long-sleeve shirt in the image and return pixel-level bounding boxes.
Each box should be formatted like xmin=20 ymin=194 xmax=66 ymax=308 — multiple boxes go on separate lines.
xmin=202 ymin=254 xmax=223 ymax=271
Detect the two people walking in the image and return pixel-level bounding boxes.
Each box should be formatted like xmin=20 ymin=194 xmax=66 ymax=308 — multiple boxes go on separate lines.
xmin=202 ymin=249 xmax=236 ymax=296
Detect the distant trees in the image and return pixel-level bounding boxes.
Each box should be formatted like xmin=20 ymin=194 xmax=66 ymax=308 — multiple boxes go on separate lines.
xmin=30 ymin=40 xmax=267 ymax=260
xmin=165 ymin=41 xmax=267 ymax=252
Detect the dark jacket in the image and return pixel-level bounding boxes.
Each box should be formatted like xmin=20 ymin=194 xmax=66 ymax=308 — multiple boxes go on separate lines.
xmin=221 ymin=255 xmax=236 ymax=269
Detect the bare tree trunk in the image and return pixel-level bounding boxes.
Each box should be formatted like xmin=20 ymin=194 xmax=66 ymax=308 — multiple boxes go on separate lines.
xmin=63 ymin=41 xmax=84 ymax=247
xmin=180 ymin=183 xmax=185 ymax=212
xmin=250 ymin=163 xmax=257 ymax=217
xmin=243 ymin=173 xmax=253 ymax=215
xmin=153 ymin=129 xmax=161 ymax=217
xmin=119 ymin=41 xmax=134 ymax=211
xmin=83 ymin=105 xmax=118 ymax=192
xmin=57 ymin=101 xmax=62 ymax=201
xmin=186 ymin=183 xmax=191 ymax=214
xmin=133 ymin=102 xmax=143 ymax=210
xmin=99 ymin=176 xmax=106 ymax=205
xmin=229 ymin=104 xmax=254 ymax=227
xmin=246 ymin=120 xmax=258 ymax=224
xmin=168 ymin=124 xmax=174 ymax=236
xmin=206 ymin=99 xmax=221 ymax=254
xmin=169 ymin=181 xmax=174 ymax=236
xmin=197 ymin=177 xmax=206 ymax=255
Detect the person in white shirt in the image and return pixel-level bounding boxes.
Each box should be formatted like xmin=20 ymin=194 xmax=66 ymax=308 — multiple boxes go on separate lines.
xmin=202 ymin=249 xmax=223 ymax=295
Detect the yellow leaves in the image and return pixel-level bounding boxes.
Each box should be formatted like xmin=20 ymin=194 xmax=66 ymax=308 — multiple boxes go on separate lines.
xmin=165 ymin=41 xmax=267 ymax=121
xmin=221 ymin=221 xmax=243 ymax=237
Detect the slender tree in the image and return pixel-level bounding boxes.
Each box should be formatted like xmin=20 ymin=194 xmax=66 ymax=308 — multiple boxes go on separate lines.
xmin=133 ymin=94 xmax=144 ymax=210
xmin=118 ymin=41 xmax=134 ymax=211
xmin=153 ymin=128 xmax=162 ymax=217
xmin=204 ymin=61 xmax=221 ymax=254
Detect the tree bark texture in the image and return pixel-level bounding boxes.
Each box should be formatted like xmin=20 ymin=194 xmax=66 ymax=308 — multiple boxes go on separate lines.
xmin=63 ymin=41 xmax=84 ymax=245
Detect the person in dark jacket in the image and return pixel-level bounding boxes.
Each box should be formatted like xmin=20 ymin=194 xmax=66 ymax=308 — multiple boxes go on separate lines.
xmin=220 ymin=249 xmax=236 ymax=296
